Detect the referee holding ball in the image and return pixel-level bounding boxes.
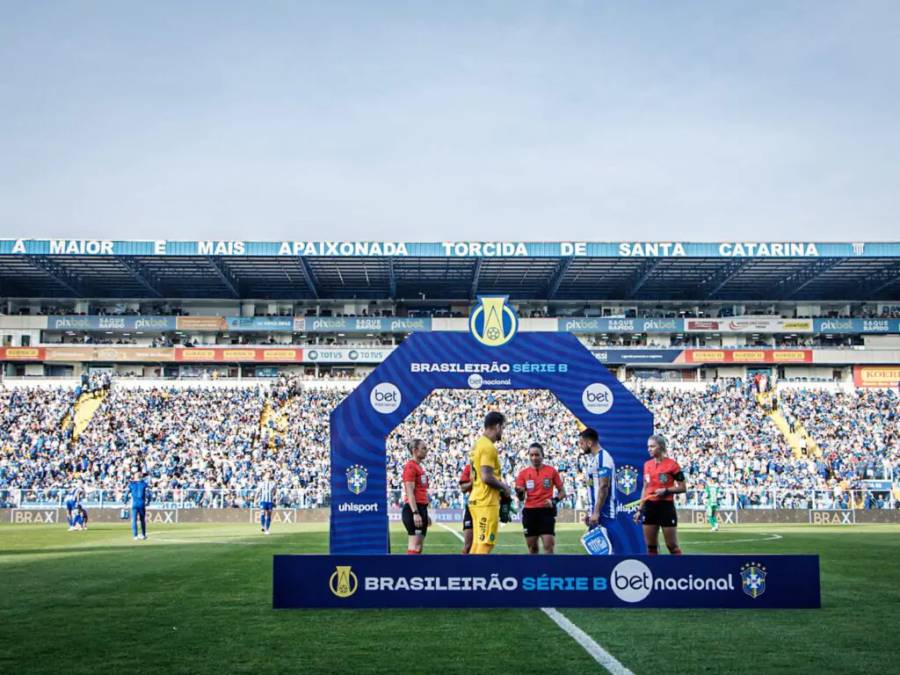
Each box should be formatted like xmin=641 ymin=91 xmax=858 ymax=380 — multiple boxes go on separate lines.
xmin=515 ymin=442 xmax=566 ymax=554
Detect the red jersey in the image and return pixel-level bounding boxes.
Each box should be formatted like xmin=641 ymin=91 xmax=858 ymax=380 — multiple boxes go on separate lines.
xmin=643 ymin=457 xmax=683 ymax=502
xmin=459 ymin=463 xmax=472 ymax=484
xmin=402 ymin=460 xmax=429 ymax=505
xmin=515 ymin=464 xmax=563 ymax=509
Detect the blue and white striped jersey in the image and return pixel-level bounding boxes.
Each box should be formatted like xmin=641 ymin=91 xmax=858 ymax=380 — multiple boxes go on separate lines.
xmin=257 ymin=480 xmax=276 ymax=504
xmin=586 ymin=448 xmax=616 ymax=519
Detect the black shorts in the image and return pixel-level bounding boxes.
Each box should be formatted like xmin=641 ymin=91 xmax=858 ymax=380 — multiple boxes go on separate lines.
xmin=642 ymin=500 xmax=678 ymax=527
xmin=522 ymin=507 xmax=556 ymax=537
xmin=462 ymin=505 xmax=473 ymax=531
xmin=401 ymin=503 xmax=429 ymax=537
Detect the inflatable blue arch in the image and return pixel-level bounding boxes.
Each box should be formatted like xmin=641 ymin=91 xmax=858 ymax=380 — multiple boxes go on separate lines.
xmin=329 ymin=306 xmax=653 ymax=555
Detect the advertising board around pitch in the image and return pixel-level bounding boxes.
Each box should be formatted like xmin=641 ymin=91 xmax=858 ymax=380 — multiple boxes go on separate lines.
xmin=273 ymin=554 xmax=820 ymax=609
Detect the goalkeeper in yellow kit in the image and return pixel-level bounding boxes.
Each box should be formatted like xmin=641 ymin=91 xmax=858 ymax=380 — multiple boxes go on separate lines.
xmin=468 ymin=411 xmax=512 ymax=554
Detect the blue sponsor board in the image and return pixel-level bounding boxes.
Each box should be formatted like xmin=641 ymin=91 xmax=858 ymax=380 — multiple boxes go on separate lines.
xmin=592 ymin=349 xmax=682 ymax=364
xmin=2 ymin=239 xmax=897 ymax=258
xmin=560 ymin=318 xmax=684 ymax=333
xmin=298 ymin=316 xmax=432 ymax=332
xmin=272 ymin=554 xmax=820 ymax=609
xmin=47 ymin=315 xmax=177 ymax=331
xmin=813 ymin=318 xmax=900 ymax=334
xmin=224 ymin=316 xmax=294 ymax=332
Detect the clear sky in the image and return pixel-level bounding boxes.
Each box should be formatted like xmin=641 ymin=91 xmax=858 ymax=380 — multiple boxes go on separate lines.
xmin=1 ymin=1 xmax=898 ymax=242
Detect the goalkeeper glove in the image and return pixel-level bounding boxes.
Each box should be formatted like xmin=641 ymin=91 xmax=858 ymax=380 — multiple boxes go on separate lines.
xmin=499 ymin=494 xmax=514 ymax=523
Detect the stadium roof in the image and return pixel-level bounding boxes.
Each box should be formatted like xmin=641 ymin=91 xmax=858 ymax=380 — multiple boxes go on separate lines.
xmin=0 ymin=239 xmax=898 ymax=301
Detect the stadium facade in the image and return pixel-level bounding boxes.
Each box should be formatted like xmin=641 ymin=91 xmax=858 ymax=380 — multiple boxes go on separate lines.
xmin=0 ymin=239 xmax=898 ymax=385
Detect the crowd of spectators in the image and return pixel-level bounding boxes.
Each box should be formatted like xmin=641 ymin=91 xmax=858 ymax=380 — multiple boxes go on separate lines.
xmin=0 ymin=387 xmax=76 ymax=502
xmin=0 ymin=379 xmax=896 ymax=510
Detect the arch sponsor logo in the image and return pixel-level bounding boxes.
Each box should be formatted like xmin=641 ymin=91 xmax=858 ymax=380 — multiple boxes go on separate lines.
xmin=582 ymin=382 xmax=614 ymax=415
xmin=469 ymin=296 xmax=518 ymax=347
xmin=467 ymin=373 xmax=483 ymax=389
xmin=610 ymin=559 xmax=740 ymax=603
xmin=611 ymin=559 xmax=653 ymax=603
xmin=370 ymin=382 xmax=401 ymax=414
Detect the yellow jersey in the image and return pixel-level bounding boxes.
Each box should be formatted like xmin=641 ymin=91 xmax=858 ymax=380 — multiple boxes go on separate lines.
xmin=469 ymin=435 xmax=501 ymax=507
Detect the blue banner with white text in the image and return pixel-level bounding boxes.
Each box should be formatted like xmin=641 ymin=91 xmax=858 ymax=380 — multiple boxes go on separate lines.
xmin=47 ymin=315 xmax=177 ymax=331
xmin=812 ymin=318 xmax=900 ymax=334
xmin=560 ymin=317 xmax=684 ymax=333
xmin=272 ymin=554 xmax=820 ymax=609
xmin=2 ymin=238 xmax=897 ymax=258
xmin=296 ymin=316 xmax=433 ymax=332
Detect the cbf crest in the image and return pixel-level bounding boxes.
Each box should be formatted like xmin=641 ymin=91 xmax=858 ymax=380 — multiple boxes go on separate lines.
xmin=346 ymin=464 xmax=368 ymax=495
xmin=740 ymin=562 xmax=767 ymax=599
xmin=469 ymin=295 xmax=518 ymax=347
xmin=615 ymin=465 xmax=638 ymax=495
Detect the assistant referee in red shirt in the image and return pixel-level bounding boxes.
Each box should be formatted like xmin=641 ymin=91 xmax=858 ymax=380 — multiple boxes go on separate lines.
xmin=634 ymin=434 xmax=686 ymax=555
xmin=515 ymin=442 xmax=566 ymax=554
xmin=401 ymin=439 xmax=431 ymax=554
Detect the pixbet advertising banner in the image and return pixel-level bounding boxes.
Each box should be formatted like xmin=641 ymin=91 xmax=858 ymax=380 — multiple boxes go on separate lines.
xmin=295 ymin=317 xmax=432 ymax=333
xmin=273 ymin=554 xmax=821 ymax=609
xmin=559 ymin=318 xmax=683 ymax=333
xmin=47 ymin=315 xmax=177 ymax=331
xmin=813 ymin=318 xmax=900 ymax=334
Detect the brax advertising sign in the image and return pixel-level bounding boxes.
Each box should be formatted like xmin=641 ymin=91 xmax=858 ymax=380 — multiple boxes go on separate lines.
xmin=273 ymin=554 xmax=820 ymax=609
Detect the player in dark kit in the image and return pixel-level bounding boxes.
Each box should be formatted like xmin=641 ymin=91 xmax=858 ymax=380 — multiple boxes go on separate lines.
xmin=401 ymin=439 xmax=431 ymax=554
xmin=459 ymin=463 xmax=474 ymax=554
xmin=515 ymin=443 xmax=566 ymax=554
xmin=634 ymin=434 xmax=686 ymax=555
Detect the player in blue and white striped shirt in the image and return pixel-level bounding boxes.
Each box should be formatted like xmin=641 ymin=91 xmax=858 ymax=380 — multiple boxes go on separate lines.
xmin=256 ymin=472 xmax=277 ymax=535
xmin=578 ymin=427 xmax=616 ymax=553
xmin=65 ymin=482 xmax=86 ymax=531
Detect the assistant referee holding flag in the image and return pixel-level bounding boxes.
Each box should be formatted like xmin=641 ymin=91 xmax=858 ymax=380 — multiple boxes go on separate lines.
xmin=468 ymin=411 xmax=511 ymax=555
xmin=634 ymin=434 xmax=686 ymax=555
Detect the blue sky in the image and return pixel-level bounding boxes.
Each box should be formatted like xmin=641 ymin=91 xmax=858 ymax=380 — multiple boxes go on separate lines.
xmin=1 ymin=1 xmax=898 ymax=241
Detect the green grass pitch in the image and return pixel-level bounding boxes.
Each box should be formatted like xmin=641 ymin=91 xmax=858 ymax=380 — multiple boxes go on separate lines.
xmin=2 ymin=520 xmax=898 ymax=674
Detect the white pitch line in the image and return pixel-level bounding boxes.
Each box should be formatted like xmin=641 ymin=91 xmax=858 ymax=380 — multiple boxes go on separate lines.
xmin=436 ymin=521 xmax=466 ymax=542
xmin=541 ymin=608 xmax=634 ymax=675
xmin=435 ymin=522 xmax=632 ymax=675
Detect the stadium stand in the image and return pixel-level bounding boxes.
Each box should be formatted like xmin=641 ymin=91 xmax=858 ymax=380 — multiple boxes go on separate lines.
xmin=1 ymin=378 xmax=896 ymax=510
xmin=1 ymin=240 xmax=897 ymax=511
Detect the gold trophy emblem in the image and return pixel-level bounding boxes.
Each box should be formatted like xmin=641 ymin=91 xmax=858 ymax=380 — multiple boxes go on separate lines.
xmin=329 ymin=566 xmax=358 ymax=598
